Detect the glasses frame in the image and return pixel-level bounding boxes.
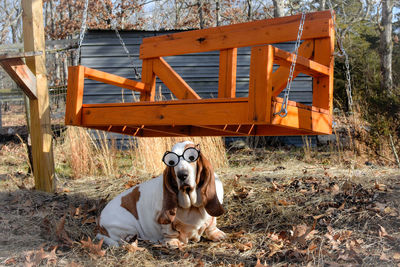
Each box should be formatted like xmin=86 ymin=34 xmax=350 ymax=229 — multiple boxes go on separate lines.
xmin=162 ymin=147 xmax=201 ymax=167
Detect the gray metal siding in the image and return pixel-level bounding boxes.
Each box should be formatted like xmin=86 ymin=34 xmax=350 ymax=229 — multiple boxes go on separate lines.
xmin=80 ymin=30 xmax=312 ymax=105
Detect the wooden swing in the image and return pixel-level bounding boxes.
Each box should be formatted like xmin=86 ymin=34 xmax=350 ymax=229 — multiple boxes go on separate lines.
xmin=65 ymin=10 xmax=334 ymax=137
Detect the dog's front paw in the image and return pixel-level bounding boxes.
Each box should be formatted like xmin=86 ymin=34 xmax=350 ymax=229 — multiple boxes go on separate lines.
xmin=164 ymin=238 xmax=183 ymax=249
xmin=206 ymin=228 xmax=226 ymax=241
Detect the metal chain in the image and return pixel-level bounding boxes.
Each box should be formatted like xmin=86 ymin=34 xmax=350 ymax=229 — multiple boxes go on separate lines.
xmin=77 ymin=0 xmax=90 ymax=59
xmin=274 ymin=11 xmax=306 ymax=118
xmin=113 ymin=27 xmax=141 ymax=79
xmin=328 ymin=0 xmax=353 ymax=111
xmin=107 ymin=4 xmax=141 ymax=79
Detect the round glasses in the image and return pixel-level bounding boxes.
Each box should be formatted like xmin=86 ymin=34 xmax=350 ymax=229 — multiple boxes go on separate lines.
xmin=162 ymin=147 xmax=200 ymax=167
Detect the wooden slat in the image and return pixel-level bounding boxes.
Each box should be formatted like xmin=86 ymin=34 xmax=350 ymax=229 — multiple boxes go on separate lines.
xmin=248 ymin=45 xmax=274 ymax=123
xmin=65 ymin=66 xmax=85 ymax=125
xmin=83 ymin=66 xmax=146 ymax=93
xmin=81 ymin=100 xmax=249 ymax=126
xmin=0 ymin=51 xmax=42 ymax=60
xmin=140 ymin=11 xmax=332 ymax=58
xmin=22 ymin=0 xmax=55 ymax=192
xmin=0 ymin=58 xmax=37 ymax=99
xmin=273 ymin=46 xmax=330 ymax=77
xmin=271 ymin=40 xmax=314 ymax=97
xmin=218 ymin=48 xmax=237 ymax=98
xmin=313 ymin=35 xmax=335 ymax=112
xmin=153 ymin=57 xmax=201 ymax=100
xmin=271 ymin=98 xmax=332 ymax=134
xmin=140 ymin=59 xmax=156 ymax=101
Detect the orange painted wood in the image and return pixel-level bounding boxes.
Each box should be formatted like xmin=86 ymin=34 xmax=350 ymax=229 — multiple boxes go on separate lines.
xmin=313 ymin=37 xmax=335 ymax=112
xmin=65 ymin=65 xmax=85 ymax=125
xmin=140 ymin=11 xmax=332 ymax=58
xmin=81 ymin=99 xmax=249 ymax=126
xmin=0 ymin=58 xmax=37 ymax=99
xmin=218 ymin=48 xmax=237 ymax=98
xmin=271 ymin=97 xmax=332 ymax=134
xmin=271 ymin=40 xmax=314 ymax=97
xmin=153 ymin=57 xmax=201 ymax=100
xmin=83 ymin=66 xmax=146 ymax=93
xmin=140 ymin=59 xmax=156 ymax=101
xmin=273 ymin=47 xmax=329 ymax=77
xmin=248 ymin=45 xmax=274 ymax=123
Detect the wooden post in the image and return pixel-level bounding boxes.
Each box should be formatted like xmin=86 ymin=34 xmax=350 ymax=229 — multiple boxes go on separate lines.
xmin=248 ymin=45 xmax=274 ymax=123
xmin=218 ymin=48 xmax=237 ymax=98
xmin=140 ymin=59 xmax=156 ymax=101
xmin=22 ymin=0 xmax=55 ymax=192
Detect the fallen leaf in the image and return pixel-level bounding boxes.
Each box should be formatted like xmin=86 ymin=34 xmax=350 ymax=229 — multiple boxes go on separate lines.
xmin=278 ymin=199 xmax=295 ymax=206
xmin=255 ymin=258 xmax=269 ymax=267
xmin=82 ymin=217 xmax=96 ymax=225
xmin=4 ymin=258 xmax=17 ymax=265
xmin=393 ymin=253 xmax=400 ymax=260
xmin=80 ymin=237 xmax=106 ymax=257
xmin=374 ymin=181 xmax=387 ymax=191
xmin=378 ymin=225 xmax=395 ymax=240
xmin=268 ymin=242 xmax=284 ymax=257
xmin=56 ymin=214 xmax=73 ymax=245
xmin=380 ymin=252 xmax=390 ymax=261
xmin=236 ymin=241 xmax=252 ymax=252
xmin=123 ymin=240 xmax=145 ymax=253
xmin=66 ymin=262 xmax=83 ymax=267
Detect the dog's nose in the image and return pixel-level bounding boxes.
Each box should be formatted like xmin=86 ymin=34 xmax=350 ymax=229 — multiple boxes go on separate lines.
xmin=177 ymin=171 xmax=188 ymax=181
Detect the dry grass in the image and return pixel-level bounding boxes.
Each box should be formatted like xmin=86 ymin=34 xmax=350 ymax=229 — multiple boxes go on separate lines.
xmin=133 ymin=137 xmax=228 ymax=175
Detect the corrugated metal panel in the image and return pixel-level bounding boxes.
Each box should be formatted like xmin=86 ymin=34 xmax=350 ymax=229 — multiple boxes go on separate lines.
xmin=80 ymin=30 xmax=312 ymax=105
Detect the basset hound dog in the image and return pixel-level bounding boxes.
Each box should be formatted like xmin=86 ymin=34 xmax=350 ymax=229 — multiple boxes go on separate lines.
xmin=97 ymin=141 xmax=226 ymax=247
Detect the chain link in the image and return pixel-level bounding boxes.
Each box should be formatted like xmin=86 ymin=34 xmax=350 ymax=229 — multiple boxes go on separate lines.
xmin=274 ymin=11 xmax=306 ymax=118
xmin=77 ymin=0 xmax=89 ymax=58
xmin=327 ymin=0 xmax=353 ymax=110
xmin=113 ymin=27 xmax=141 ymax=79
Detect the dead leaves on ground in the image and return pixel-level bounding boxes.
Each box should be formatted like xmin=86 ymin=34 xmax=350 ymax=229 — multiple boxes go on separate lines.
xmin=80 ymin=237 xmax=106 ymax=258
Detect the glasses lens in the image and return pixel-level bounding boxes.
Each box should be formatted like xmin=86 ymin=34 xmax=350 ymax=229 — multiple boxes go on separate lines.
xmin=183 ymin=147 xmax=199 ymax=162
xmin=163 ymin=152 xmax=179 ymax=167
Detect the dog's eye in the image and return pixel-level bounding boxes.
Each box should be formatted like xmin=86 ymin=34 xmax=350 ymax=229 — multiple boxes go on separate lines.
xmin=163 ymin=152 xmax=179 ymax=167
xmin=183 ymin=148 xmax=199 ymax=162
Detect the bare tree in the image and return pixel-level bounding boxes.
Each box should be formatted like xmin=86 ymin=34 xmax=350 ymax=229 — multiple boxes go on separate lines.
xmin=272 ymin=0 xmax=285 ymax=17
xmin=379 ymin=0 xmax=394 ymax=94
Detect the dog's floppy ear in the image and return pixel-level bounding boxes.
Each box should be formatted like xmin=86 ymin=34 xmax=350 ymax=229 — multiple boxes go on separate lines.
xmin=196 ymin=151 xmax=225 ymax=217
xmin=157 ymin=166 xmax=178 ymax=224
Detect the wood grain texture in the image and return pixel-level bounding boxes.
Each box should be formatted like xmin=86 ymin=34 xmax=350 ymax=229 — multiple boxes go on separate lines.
xmin=65 ymin=66 xmax=85 ymax=125
xmin=153 ymin=57 xmax=201 ymax=100
xmin=218 ymin=48 xmax=237 ymax=98
xmin=22 ymin=0 xmax=55 ymax=192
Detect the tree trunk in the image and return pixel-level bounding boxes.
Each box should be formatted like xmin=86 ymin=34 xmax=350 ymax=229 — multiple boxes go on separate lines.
xmin=197 ymin=0 xmax=204 ymax=29
xmin=272 ymin=0 xmax=285 ymax=18
xmin=246 ymin=0 xmax=252 ymax=21
xmin=379 ymin=0 xmax=394 ymax=95
xmin=319 ymin=0 xmax=326 ymax=10
xmin=216 ymin=0 xmax=220 ymax=26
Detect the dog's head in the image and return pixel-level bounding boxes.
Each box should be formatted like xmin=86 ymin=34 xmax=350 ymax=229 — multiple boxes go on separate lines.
xmin=157 ymin=141 xmax=224 ymax=224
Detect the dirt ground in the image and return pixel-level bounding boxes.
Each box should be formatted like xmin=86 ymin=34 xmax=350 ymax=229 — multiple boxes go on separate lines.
xmin=1 ymin=142 xmax=400 ymax=266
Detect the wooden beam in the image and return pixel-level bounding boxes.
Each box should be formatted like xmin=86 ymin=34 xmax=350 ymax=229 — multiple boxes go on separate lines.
xmin=273 ymin=46 xmax=330 ymax=77
xmin=65 ymin=66 xmax=85 ymax=125
xmin=153 ymin=57 xmax=201 ymax=100
xmin=83 ymin=66 xmax=146 ymax=93
xmin=218 ymin=48 xmax=237 ymax=98
xmin=271 ymin=40 xmax=314 ymax=97
xmin=312 ymin=27 xmax=335 ymax=112
xmin=140 ymin=11 xmax=332 ymax=58
xmin=0 ymin=58 xmax=37 ymax=99
xmin=0 ymin=51 xmax=42 ymax=60
xmin=140 ymin=59 xmax=156 ymax=101
xmin=81 ymin=98 xmax=249 ymax=126
xmin=22 ymin=0 xmax=55 ymax=192
xmin=248 ymin=45 xmax=274 ymax=123
xmin=271 ymin=97 xmax=332 ymax=134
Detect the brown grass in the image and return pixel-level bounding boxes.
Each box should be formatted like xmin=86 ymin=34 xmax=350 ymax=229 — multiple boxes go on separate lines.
xmin=133 ymin=137 xmax=228 ymax=175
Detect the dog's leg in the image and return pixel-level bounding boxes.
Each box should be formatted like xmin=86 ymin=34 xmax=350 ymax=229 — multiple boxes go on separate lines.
xmin=96 ymin=233 xmax=120 ymax=247
xmin=205 ymin=217 xmax=226 ymax=241
xmin=161 ymin=224 xmax=183 ymax=248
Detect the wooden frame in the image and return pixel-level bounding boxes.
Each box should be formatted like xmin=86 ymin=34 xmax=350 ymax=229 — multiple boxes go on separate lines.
xmin=65 ymin=10 xmax=334 ymax=137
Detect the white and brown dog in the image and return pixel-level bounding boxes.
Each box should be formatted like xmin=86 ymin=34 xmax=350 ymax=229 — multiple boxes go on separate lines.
xmin=97 ymin=141 xmax=226 ymax=247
